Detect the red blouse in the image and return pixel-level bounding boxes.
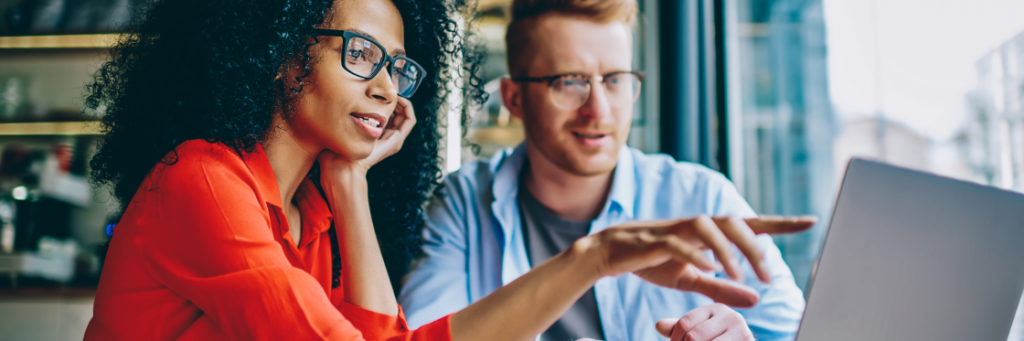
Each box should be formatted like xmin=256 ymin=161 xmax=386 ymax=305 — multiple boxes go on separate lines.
xmin=84 ymin=140 xmax=451 ymax=340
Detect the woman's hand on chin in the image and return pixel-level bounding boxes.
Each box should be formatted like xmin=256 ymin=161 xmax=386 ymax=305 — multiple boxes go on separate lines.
xmin=319 ymin=97 xmax=418 ymax=177
xmin=371 ymin=97 xmax=418 ymax=164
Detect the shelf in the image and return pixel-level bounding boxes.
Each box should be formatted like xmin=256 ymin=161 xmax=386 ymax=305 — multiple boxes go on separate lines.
xmin=0 ymin=34 xmax=119 ymax=49
xmin=469 ymin=126 xmax=524 ymax=146
xmin=0 ymin=122 xmax=102 ymax=136
xmin=477 ymin=0 xmax=511 ymax=11
xmin=0 ymin=287 xmax=96 ymax=298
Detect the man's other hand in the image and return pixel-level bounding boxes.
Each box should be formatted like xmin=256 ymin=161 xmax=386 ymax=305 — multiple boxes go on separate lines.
xmin=655 ymin=303 xmax=755 ymax=341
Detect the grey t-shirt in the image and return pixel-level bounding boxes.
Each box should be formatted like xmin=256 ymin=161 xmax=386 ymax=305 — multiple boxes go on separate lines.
xmin=518 ymin=180 xmax=605 ymax=341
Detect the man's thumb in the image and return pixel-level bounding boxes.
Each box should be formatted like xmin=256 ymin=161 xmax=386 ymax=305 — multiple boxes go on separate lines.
xmin=655 ymin=318 xmax=677 ymax=337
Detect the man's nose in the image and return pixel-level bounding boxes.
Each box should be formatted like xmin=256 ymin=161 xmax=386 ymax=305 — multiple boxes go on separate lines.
xmin=577 ymin=80 xmax=613 ymax=120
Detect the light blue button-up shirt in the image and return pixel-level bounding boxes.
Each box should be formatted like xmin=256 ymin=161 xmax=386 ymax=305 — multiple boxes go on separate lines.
xmin=399 ymin=144 xmax=805 ymax=341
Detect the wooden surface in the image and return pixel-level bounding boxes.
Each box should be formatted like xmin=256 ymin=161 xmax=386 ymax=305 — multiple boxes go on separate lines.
xmin=0 ymin=122 xmax=102 ymax=136
xmin=0 ymin=34 xmax=119 ymax=49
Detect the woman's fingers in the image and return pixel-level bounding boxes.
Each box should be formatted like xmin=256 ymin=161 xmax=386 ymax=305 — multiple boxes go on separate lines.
xmin=684 ymin=272 xmax=760 ymax=308
xmin=376 ymin=98 xmax=417 ymax=155
xmin=605 ymin=215 xmax=811 ymax=299
xmin=384 ymin=98 xmax=406 ymax=130
xmin=391 ymin=97 xmax=416 ymax=135
xmin=744 ymin=215 xmax=817 ymax=234
xmin=690 ymin=216 xmax=742 ymax=282
xmin=714 ymin=216 xmax=770 ymax=283
xmin=697 ymin=215 xmax=812 ymax=283
xmin=661 ymin=235 xmax=717 ymax=272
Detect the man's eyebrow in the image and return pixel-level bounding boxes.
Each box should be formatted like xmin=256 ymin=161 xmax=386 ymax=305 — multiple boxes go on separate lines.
xmin=343 ymin=28 xmax=406 ymax=56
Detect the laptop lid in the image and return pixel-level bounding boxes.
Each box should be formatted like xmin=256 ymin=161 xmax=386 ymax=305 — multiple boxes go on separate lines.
xmin=795 ymin=158 xmax=1024 ymax=341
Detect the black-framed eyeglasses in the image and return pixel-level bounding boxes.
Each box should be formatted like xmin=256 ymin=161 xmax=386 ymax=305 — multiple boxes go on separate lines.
xmin=313 ymin=28 xmax=426 ymax=98
xmin=512 ymin=71 xmax=645 ymax=110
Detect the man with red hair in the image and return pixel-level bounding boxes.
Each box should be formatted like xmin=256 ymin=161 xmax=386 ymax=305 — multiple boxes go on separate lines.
xmin=401 ymin=1 xmax=806 ymax=340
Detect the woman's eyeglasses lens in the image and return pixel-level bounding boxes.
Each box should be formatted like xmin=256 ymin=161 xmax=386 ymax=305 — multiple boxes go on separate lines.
xmin=343 ymin=35 xmax=422 ymax=98
xmin=392 ymin=58 xmax=421 ymax=97
xmin=548 ymin=73 xmax=641 ymax=110
xmin=345 ymin=37 xmax=384 ymax=77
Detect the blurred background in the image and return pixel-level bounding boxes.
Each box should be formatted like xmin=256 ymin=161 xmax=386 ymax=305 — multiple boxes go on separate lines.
xmin=0 ymin=0 xmax=1021 ymax=339
xmin=0 ymin=0 xmax=129 ymax=339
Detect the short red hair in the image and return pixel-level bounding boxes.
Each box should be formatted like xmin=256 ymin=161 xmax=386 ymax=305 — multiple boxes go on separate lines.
xmin=504 ymin=0 xmax=638 ymax=77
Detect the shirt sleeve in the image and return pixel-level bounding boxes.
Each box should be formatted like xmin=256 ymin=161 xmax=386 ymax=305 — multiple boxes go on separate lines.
xmin=134 ymin=153 xmax=450 ymax=341
xmin=398 ymin=175 xmax=473 ymax=329
xmin=711 ymin=177 xmax=806 ymax=341
xmin=174 ymin=303 xmax=452 ymax=341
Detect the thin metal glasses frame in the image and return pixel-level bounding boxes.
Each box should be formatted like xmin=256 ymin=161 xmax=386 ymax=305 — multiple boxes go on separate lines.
xmin=511 ymin=70 xmax=646 ymax=86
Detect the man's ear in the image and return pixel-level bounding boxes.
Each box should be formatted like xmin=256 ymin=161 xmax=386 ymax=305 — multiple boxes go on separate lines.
xmin=500 ymin=77 xmax=525 ymax=120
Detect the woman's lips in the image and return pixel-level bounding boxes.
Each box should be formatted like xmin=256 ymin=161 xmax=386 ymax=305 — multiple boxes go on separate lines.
xmin=350 ymin=113 xmax=386 ymax=139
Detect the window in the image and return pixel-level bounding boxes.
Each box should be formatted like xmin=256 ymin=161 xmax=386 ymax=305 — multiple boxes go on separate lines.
xmin=729 ymin=2 xmax=1024 ymax=335
xmin=728 ymin=0 xmax=835 ymax=291
xmin=729 ymin=0 xmax=1024 ymax=298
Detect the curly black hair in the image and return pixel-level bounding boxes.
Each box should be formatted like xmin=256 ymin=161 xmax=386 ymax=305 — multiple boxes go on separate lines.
xmin=86 ymin=0 xmax=485 ymax=294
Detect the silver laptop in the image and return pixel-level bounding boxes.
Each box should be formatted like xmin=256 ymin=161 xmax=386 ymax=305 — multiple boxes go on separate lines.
xmin=796 ymin=158 xmax=1024 ymax=341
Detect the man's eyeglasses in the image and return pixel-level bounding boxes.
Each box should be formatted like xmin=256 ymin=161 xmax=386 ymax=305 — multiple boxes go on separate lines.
xmin=512 ymin=71 xmax=645 ymax=110
xmin=313 ymin=29 xmax=426 ymax=98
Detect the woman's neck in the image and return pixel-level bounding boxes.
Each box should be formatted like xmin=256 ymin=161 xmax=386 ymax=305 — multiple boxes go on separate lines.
xmin=262 ymin=120 xmax=319 ymax=207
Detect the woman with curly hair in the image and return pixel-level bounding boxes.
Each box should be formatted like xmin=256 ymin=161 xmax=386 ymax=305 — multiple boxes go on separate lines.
xmin=83 ymin=0 xmax=790 ymax=339
xmin=84 ymin=0 xmax=477 ymax=338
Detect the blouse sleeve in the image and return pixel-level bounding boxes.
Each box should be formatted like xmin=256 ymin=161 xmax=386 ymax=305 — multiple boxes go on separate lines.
xmin=133 ymin=151 xmax=451 ymax=340
xmin=341 ymin=301 xmax=452 ymax=340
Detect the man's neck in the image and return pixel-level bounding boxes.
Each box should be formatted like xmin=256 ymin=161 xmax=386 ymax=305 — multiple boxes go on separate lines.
xmin=523 ymin=145 xmax=615 ymax=222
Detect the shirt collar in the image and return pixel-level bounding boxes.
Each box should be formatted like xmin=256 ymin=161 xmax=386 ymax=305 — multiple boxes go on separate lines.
xmin=241 ymin=143 xmax=334 ymax=246
xmin=491 ymin=143 xmax=637 ymax=221
xmin=242 ymin=143 xmax=284 ymax=209
xmin=293 ymin=178 xmax=334 ymax=245
xmin=607 ymin=146 xmax=636 ymax=219
xmin=490 ymin=144 xmax=528 ymax=210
